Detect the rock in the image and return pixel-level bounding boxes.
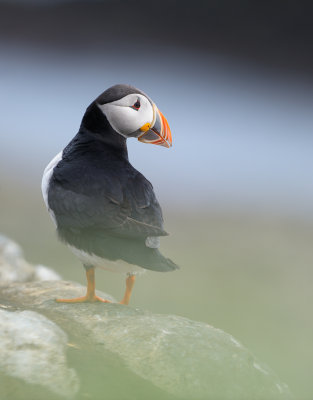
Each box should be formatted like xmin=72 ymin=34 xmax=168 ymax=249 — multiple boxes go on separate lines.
xmin=0 ymin=234 xmax=23 ymax=259
xmin=0 ymin=235 xmax=61 ymax=286
xmin=0 ymin=233 xmax=292 ymax=399
xmin=0 ymin=309 xmax=79 ymax=398
xmin=0 ymin=281 xmax=293 ymax=400
xmin=0 ymin=235 xmax=34 ymax=285
xmin=33 ymin=265 xmax=62 ymax=281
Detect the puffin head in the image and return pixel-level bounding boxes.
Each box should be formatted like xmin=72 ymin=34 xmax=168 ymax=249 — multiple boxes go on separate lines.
xmin=95 ymin=84 xmax=172 ymax=148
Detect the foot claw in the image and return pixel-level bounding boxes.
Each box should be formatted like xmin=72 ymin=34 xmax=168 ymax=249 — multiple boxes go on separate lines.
xmin=94 ymin=295 xmax=111 ymax=303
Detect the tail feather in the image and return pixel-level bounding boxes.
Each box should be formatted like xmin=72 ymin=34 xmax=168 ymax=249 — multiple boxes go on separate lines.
xmin=142 ymin=249 xmax=179 ymax=272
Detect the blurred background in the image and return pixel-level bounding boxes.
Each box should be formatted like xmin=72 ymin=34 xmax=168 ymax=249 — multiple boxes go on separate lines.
xmin=1 ymin=0 xmax=313 ymax=398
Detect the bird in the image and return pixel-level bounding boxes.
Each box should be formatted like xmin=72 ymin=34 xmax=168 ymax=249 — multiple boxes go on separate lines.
xmin=41 ymin=84 xmax=178 ymax=305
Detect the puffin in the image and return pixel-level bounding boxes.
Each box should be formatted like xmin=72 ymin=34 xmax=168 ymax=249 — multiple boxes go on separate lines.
xmin=41 ymin=84 xmax=178 ymax=305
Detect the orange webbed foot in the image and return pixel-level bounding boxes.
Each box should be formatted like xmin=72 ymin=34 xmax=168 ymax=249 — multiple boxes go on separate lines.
xmin=56 ymin=295 xmax=111 ymax=303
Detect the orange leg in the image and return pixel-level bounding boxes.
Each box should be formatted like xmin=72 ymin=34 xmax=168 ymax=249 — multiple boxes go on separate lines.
xmin=120 ymin=274 xmax=136 ymax=305
xmin=56 ymin=267 xmax=110 ymax=303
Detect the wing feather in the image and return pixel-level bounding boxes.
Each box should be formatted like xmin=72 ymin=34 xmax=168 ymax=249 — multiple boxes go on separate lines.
xmin=48 ymin=160 xmax=167 ymax=239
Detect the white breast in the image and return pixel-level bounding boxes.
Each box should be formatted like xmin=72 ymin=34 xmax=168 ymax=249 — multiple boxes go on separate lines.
xmin=41 ymin=151 xmax=63 ymax=225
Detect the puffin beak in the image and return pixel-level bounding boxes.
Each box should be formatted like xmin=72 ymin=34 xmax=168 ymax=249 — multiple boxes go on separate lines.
xmin=138 ymin=105 xmax=172 ymax=148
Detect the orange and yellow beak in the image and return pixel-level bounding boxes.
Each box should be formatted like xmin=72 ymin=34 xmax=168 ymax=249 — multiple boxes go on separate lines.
xmin=138 ymin=104 xmax=172 ymax=148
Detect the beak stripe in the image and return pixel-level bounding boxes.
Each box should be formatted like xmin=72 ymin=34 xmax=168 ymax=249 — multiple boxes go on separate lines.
xmin=137 ymin=106 xmax=172 ymax=148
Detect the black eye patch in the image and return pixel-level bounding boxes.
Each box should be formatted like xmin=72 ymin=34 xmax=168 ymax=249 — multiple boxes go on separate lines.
xmin=131 ymin=100 xmax=141 ymax=111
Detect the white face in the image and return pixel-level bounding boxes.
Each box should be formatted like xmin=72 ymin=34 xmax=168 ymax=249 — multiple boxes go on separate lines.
xmin=97 ymin=93 xmax=154 ymax=137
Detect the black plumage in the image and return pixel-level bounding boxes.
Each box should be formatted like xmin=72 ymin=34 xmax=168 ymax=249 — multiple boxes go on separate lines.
xmin=48 ymin=100 xmax=177 ymax=272
xmin=96 ymin=84 xmax=147 ymax=105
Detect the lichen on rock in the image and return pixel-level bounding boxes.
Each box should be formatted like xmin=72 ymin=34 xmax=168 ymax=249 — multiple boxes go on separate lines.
xmin=0 ymin=309 xmax=79 ymax=397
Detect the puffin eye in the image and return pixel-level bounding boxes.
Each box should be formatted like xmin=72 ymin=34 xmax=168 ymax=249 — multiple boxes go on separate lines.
xmin=131 ymin=100 xmax=141 ymax=110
